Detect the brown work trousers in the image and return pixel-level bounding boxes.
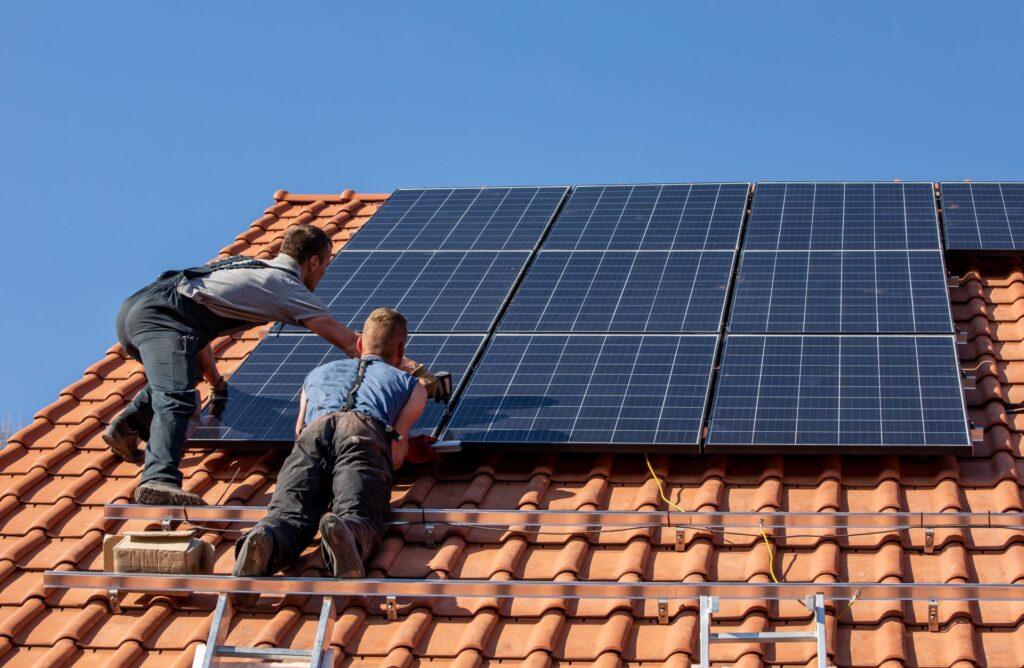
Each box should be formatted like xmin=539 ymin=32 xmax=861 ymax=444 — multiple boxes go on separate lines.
xmin=237 ymin=411 xmax=393 ymax=573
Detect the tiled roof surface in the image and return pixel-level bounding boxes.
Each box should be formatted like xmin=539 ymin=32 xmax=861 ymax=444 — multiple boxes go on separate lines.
xmin=2 ymin=188 xmax=1023 ymax=667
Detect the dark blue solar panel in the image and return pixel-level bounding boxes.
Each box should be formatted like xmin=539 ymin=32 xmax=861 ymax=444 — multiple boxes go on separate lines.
xmin=498 ymin=251 xmax=733 ymax=333
xmin=706 ymin=335 xmax=970 ymax=451
xmin=191 ymin=334 xmax=483 ymax=443
xmin=744 ymin=183 xmax=941 ymax=250
xmin=542 ymin=183 xmax=750 ymax=251
xmin=345 ymin=187 xmax=568 ymax=251
xmin=283 ymin=250 xmax=529 ymax=333
xmin=444 ymin=334 xmax=717 ymax=447
xmin=940 ymin=182 xmax=1024 ymax=250
xmin=728 ymin=251 xmax=953 ymax=334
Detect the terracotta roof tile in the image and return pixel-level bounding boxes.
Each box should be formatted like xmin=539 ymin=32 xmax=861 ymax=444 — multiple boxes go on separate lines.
xmin=3 ymin=189 xmax=1023 ymax=665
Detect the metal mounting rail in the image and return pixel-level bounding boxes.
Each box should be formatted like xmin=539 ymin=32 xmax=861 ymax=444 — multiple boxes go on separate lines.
xmin=42 ymin=571 xmax=1024 ymax=602
xmin=104 ymin=503 xmax=1024 ymax=531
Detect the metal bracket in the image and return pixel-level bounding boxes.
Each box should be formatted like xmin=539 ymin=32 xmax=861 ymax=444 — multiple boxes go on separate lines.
xmin=424 ymin=523 xmax=436 ymax=548
xmin=675 ymin=528 xmax=685 ymax=552
xmin=924 ymin=527 xmax=935 ymax=554
xmin=928 ymin=598 xmax=939 ymax=632
xmin=961 ymin=374 xmax=977 ymax=390
xmin=657 ymin=598 xmax=669 ymax=624
xmin=946 ymin=274 xmax=961 ymax=288
xmin=107 ymin=588 xmax=121 ymax=614
xmin=386 ymin=595 xmax=398 ymax=621
xmin=161 ymin=518 xmax=173 ymax=531
xmin=970 ymin=424 xmax=985 ymax=444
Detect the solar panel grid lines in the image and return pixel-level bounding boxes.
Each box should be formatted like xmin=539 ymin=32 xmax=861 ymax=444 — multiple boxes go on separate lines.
xmin=744 ymin=182 xmax=942 ymax=251
xmin=443 ymin=333 xmax=719 ymax=448
xmin=939 ymin=182 xmax=1024 ymax=250
xmin=728 ymin=249 xmax=954 ymax=334
xmin=705 ymin=334 xmax=971 ymax=453
xmin=344 ymin=186 xmax=570 ymax=251
xmin=543 ymin=183 xmax=751 ymax=251
xmin=498 ymin=249 xmax=734 ymax=334
xmin=191 ymin=333 xmax=486 ymax=444
xmin=281 ymin=250 xmax=532 ymax=334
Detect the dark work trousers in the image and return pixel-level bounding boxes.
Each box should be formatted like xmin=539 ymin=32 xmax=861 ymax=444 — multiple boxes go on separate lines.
xmin=115 ymin=279 xmax=245 ymax=486
xmin=237 ymin=411 xmax=394 ymax=573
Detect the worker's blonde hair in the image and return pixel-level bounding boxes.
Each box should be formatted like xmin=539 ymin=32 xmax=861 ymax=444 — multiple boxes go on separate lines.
xmin=361 ymin=307 xmax=408 ymax=358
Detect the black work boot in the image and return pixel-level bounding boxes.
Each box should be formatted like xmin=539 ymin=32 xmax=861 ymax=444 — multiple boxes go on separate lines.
xmin=319 ymin=513 xmax=365 ymax=579
xmin=133 ymin=481 xmax=206 ymax=506
xmin=103 ymin=413 xmax=143 ymax=463
xmin=232 ymin=528 xmax=274 ymax=607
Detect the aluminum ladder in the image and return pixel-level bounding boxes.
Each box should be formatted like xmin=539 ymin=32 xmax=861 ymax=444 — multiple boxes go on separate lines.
xmin=191 ymin=594 xmax=335 ymax=667
xmin=698 ymin=593 xmax=827 ymax=668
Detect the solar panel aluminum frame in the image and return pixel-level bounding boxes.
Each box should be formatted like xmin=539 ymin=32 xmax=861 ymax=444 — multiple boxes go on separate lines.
xmin=343 ymin=185 xmax=571 ymax=253
xmin=188 ymin=332 xmax=489 ymax=448
xmin=939 ymin=182 xmax=1024 ymax=254
xmin=745 ymin=182 xmax=943 ymax=251
xmin=441 ymin=333 xmax=721 ymax=453
xmin=543 ymin=182 xmax=753 ymax=252
xmin=705 ymin=333 xmax=972 ymax=455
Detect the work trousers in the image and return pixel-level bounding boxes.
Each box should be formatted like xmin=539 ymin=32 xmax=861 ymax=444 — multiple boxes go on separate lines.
xmin=238 ymin=411 xmax=394 ymax=573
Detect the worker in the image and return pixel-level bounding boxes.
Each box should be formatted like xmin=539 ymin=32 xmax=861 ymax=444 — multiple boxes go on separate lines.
xmin=103 ymin=225 xmax=449 ymax=507
xmin=232 ymin=307 xmax=439 ymax=599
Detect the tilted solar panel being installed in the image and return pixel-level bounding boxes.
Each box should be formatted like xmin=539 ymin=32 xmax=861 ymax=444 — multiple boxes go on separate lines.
xmin=728 ymin=250 xmax=954 ymax=334
xmin=940 ymin=182 xmax=1024 ymax=250
xmin=191 ymin=334 xmax=484 ymax=444
xmin=744 ymin=182 xmax=941 ymax=251
xmin=705 ymin=335 xmax=970 ymax=453
xmin=281 ymin=250 xmax=530 ymax=333
xmin=542 ymin=183 xmax=750 ymax=251
xmin=498 ymin=250 xmax=734 ymax=333
xmin=343 ymin=186 xmax=569 ymax=251
xmin=443 ymin=334 xmax=718 ymax=449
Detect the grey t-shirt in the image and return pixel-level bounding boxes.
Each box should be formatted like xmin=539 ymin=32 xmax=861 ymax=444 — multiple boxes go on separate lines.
xmin=176 ymin=254 xmax=329 ymax=327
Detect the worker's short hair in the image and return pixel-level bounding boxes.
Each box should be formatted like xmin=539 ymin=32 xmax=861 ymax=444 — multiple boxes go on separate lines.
xmin=362 ymin=307 xmax=408 ymax=358
xmin=280 ymin=224 xmax=331 ymax=264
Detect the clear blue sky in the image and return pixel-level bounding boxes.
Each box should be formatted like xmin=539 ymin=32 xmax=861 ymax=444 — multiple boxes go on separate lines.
xmin=1 ymin=2 xmax=1021 ymax=428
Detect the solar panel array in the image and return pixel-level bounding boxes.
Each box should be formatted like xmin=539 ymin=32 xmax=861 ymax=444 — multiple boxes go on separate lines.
xmin=194 ymin=181 xmax=971 ymax=455
xmin=191 ymin=334 xmax=484 ymax=443
xmin=940 ymin=182 xmax=1024 ymax=250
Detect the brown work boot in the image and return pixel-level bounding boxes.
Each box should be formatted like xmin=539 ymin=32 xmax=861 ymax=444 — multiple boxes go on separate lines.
xmin=102 ymin=413 xmax=143 ymax=463
xmin=319 ymin=513 xmax=365 ymax=579
xmin=133 ymin=481 xmax=206 ymax=506
xmin=232 ymin=528 xmax=274 ymax=607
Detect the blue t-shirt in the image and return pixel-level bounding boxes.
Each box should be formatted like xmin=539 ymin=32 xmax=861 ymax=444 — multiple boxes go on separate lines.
xmin=303 ymin=355 xmax=419 ymax=428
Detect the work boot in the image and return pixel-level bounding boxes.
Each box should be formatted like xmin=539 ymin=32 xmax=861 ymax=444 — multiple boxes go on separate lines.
xmin=232 ymin=528 xmax=274 ymax=607
xmin=133 ymin=481 xmax=206 ymax=506
xmin=319 ymin=513 xmax=365 ymax=579
xmin=102 ymin=413 xmax=143 ymax=463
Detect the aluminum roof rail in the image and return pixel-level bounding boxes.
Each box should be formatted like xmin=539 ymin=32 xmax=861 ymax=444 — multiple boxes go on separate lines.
xmin=43 ymin=570 xmax=1024 ymax=603
xmin=105 ymin=503 xmax=1024 ymax=531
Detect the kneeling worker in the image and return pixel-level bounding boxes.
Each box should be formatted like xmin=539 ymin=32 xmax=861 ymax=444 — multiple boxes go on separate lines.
xmin=233 ymin=307 xmax=439 ymax=588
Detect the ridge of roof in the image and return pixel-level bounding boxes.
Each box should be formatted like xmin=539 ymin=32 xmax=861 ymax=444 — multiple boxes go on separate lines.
xmin=1 ymin=188 xmax=1022 ymax=665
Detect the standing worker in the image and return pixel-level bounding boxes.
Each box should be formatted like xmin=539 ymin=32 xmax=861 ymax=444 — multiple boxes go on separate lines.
xmin=103 ymin=224 xmax=449 ymax=506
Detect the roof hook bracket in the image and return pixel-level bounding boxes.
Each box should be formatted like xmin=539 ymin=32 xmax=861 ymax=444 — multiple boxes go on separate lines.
xmin=386 ymin=595 xmax=398 ymax=621
xmin=675 ymin=528 xmax=686 ymax=552
xmin=657 ymin=598 xmax=669 ymax=624
xmin=108 ymin=587 xmax=122 ymax=614
xmin=424 ymin=523 xmax=436 ymax=548
xmin=928 ymin=598 xmax=939 ymax=632
xmin=924 ymin=527 xmax=935 ymax=554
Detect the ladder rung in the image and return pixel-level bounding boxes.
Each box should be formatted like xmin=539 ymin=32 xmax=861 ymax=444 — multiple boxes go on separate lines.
xmin=710 ymin=631 xmax=819 ymax=643
xmin=215 ymin=645 xmax=314 ymax=659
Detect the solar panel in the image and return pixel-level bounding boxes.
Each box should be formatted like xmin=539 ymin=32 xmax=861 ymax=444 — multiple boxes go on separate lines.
xmin=542 ymin=183 xmax=750 ymax=251
xmin=282 ymin=250 xmax=529 ymax=333
xmin=498 ymin=250 xmax=733 ymax=333
xmin=443 ymin=334 xmax=718 ymax=448
xmin=940 ymin=182 xmax=1024 ymax=250
xmin=744 ymin=183 xmax=941 ymax=250
xmin=728 ymin=251 xmax=953 ymax=334
xmin=191 ymin=334 xmax=484 ymax=444
xmin=344 ymin=187 xmax=569 ymax=251
xmin=705 ymin=335 xmax=970 ymax=452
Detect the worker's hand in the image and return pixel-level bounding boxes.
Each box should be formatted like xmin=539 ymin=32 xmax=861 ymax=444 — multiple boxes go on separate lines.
xmin=405 ymin=435 xmax=439 ymax=465
xmin=411 ymin=365 xmax=451 ymax=403
xmin=209 ymin=377 xmax=229 ymax=416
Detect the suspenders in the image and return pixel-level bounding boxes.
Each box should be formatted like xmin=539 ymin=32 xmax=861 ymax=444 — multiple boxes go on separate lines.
xmin=340 ymin=358 xmax=400 ymax=441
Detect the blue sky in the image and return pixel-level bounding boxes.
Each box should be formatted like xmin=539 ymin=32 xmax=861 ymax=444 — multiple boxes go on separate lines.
xmin=1 ymin=2 xmax=1021 ymax=428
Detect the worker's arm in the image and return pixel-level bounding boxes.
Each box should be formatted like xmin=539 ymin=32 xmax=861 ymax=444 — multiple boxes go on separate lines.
xmin=303 ymin=316 xmax=360 ymax=359
xmin=295 ymin=388 xmax=307 ymax=438
xmin=389 ymin=384 xmax=427 ymax=469
xmin=197 ymin=344 xmax=225 ymax=389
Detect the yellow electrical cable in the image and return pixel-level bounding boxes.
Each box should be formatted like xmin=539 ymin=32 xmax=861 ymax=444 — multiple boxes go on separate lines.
xmin=758 ymin=521 xmax=780 ymax=584
xmin=643 ymin=452 xmax=686 ymax=513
